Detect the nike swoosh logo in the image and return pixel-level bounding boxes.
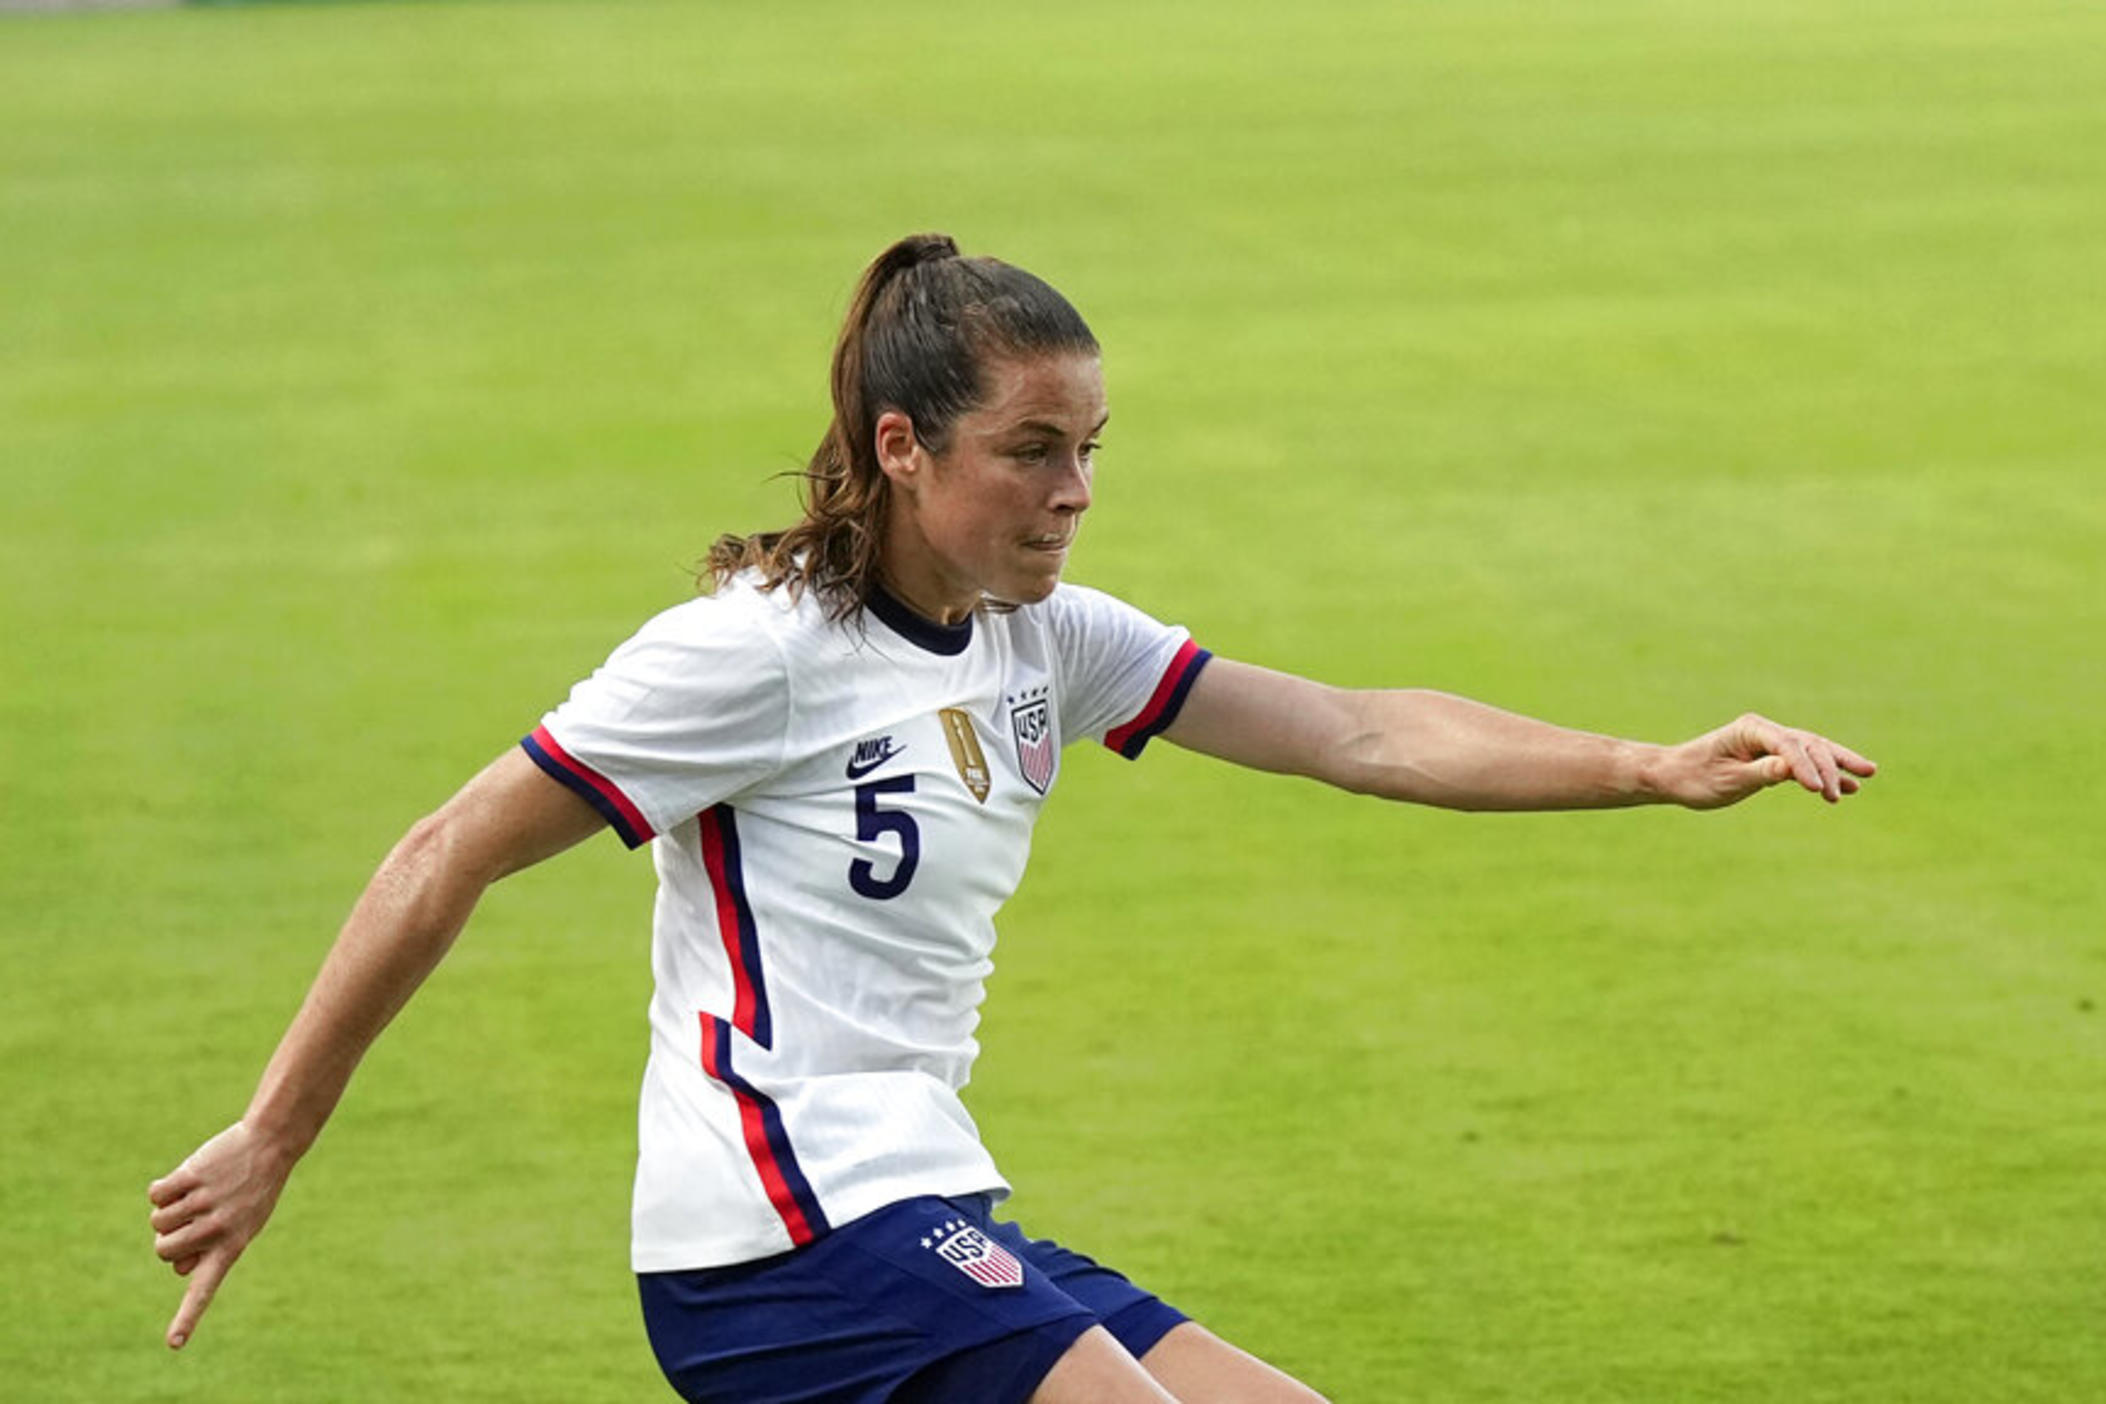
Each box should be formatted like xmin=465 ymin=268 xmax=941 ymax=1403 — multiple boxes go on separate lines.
xmin=845 ymin=742 xmax=906 ymax=780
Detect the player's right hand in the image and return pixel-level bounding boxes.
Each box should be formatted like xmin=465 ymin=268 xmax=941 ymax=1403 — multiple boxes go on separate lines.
xmin=148 ymin=1120 xmax=289 ymax=1349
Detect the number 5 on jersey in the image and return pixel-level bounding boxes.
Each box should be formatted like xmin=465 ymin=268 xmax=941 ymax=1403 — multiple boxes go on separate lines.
xmin=850 ymin=777 xmax=919 ymax=900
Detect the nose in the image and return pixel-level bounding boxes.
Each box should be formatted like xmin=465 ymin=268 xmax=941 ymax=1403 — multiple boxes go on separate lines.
xmin=1050 ymin=451 xmax=1092 ymax=515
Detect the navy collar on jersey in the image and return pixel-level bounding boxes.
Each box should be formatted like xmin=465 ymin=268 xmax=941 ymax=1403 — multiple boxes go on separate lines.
xmin=866 ymin=582 xmax=975 ymax=656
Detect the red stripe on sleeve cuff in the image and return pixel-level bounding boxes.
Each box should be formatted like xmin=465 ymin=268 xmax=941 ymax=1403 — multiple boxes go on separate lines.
xmin=1103 ymin=639 xmax=1211 ymax=759
xmin=521 ymin=725 xmax=656 ymax=848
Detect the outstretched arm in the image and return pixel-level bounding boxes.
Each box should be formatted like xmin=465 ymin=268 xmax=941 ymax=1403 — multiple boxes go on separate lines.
xmin=147 ymin=748 xmax=607 ymax=1349
xmin=1163 ymin=658 xmax=1875 ymax=810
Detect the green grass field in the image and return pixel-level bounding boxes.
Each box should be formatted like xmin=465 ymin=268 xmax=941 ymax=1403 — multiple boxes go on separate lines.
xmin=4 ymin=0 xmax=2102 ymax=1398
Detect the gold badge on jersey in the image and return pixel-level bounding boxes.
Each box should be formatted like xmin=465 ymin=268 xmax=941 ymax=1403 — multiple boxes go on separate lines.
xmin=939 ymin=707 xmax=991 ymax=804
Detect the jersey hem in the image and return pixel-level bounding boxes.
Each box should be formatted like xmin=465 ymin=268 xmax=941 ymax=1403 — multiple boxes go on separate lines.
xmin=630 ymin=1177 xmax=1012 ymax=1274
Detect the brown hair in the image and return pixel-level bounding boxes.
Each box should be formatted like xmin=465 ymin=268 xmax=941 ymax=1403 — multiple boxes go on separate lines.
xmin=704 ymin=232 xmax=1099 ymax=619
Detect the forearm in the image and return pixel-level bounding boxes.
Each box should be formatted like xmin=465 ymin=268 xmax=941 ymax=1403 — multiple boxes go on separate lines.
xmin=1335 ymin=688 xmax=1666 ymax=810
xmin=242 ymin=814 xmax=494 ymax=1164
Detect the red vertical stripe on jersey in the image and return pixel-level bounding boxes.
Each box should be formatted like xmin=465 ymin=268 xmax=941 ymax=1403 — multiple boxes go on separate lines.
xmin=692 ymin=810 xmax=822 ymax=1245
xmin=1103 ymin=638 xmax=1205 ymax=756
xmin=699 ymin=1014 xmax=821 ymax=1248
xmin=698 ymin=806 xmax=762 ymax=1042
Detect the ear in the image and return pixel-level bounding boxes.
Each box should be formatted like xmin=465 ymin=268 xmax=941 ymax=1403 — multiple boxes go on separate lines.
xmin=873 ymin=409 xmax=925 ymax=490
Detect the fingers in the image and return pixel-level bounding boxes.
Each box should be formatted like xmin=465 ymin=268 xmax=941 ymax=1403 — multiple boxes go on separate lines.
xmin=1804 ymin=737 xmax=1841 ymax=802
xmin=167 ymin=1251 xmax=233 ymax=1350
xmin=152 ymin=1186 xmax=236 ymax=1265
xmin=155 ymin=1213 xmax=220 ymax=1265
xmin=148 ymin=1163 xmax=201 ymax=1209
xmin=1705 ymin=755 xmax=1786 ymax=807
xmin=150 ymin=1197 xmax=201 ymax=1235
xmin=1835 ymin=746 xmax=1879 ymax=778
xmin=1782 ymin=733 xmax=1825 ymax=797
xmin=1742 ymin=717 xmax=1822 ymax=797
xmin=1797 ymin=732 xmax=1878 ymax=802
xmin=1739 ymin=715 xmax=1874 ymax=804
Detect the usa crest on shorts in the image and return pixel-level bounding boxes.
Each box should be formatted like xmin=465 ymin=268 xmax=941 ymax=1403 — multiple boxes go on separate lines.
xmin=923 ymin=1217 xmax=1025 ymax=1289
xmin=1009 ymin=690 xmax=1055 ymax=795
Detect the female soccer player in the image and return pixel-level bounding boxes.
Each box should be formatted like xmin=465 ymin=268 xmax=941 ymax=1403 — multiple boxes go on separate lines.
xmin=149 ymin=233 xmax=1874 ymax=1403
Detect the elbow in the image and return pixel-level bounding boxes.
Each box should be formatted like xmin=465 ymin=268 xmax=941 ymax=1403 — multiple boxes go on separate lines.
xmin=361 ymin=808 xmax=498 ymax=951
xmin=1324 ymin=713 xmax=1403 ymax=800
xmin=1335 ymin=760 xmax=1465 ymax=808
xmin=390 ymin=810 xmax=455 ymax=872
xmin=1321 ymin=688 xmax=1509 ymax=810
xmin=1327 ymin=734 xmax=1483 ymax=810
xmin=1316 ymin=691 xmax=1411 ymax=800
xmin=1330 ymin=750 xmax=1389 ymax=799
xmin=387 ymin=806 xmax=500 ymax=895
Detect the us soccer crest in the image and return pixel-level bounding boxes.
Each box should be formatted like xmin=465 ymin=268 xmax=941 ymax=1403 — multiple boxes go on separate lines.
xmin=1009 ymin=690 xmax=1055 ymax=795
xmin=923 ymin=1217 xmax=1024 ymax=1289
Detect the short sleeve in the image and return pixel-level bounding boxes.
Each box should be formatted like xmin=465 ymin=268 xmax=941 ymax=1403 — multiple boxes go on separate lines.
xmin=1042 ymin=584 xmax=1212 ymax=759
xmin=521 ymin=594 xmax=788 ymax=848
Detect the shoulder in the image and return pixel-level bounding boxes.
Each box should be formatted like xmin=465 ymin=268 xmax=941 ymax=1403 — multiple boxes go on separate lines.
xmin=633 ymin=572 xmax=851 ymax=650
xmin=589 ymin=576 xmax=806 ymax=701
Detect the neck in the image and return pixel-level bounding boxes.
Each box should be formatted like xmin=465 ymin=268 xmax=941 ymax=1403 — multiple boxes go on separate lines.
xmin=876 ymin=513 xmax=978 ymax=624
xmin=876 ymin=564 xmax=976 ymax=626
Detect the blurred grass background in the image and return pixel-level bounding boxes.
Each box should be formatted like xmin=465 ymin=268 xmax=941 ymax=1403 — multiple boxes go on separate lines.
xmin=3 ymin=0 xmax=2101 ymax=1399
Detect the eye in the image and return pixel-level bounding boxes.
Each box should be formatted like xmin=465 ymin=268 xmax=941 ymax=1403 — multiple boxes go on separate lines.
xmin=1013 ymin=442 xmax=1052 ymax=465
xmin=1080 ymin=440 xmax=1102 ymax=463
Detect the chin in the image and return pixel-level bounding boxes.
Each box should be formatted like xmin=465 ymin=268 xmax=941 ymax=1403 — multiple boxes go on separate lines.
xmin=1001 ymin=571 xmax=1064 ymax=606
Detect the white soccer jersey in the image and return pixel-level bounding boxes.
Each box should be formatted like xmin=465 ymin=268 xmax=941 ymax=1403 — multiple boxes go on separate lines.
xmin=523 ymin=574 xmax=1210 ymax=1271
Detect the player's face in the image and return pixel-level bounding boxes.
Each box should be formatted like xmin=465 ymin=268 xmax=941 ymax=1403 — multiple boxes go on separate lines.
xmin=880 ymin=351 xmax=1106 ymax=623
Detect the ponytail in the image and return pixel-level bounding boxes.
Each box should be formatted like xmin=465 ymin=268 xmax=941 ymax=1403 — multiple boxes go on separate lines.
xmin=828 ymin=232 xmax=962 ymax=484
xmin=705 ymin=232 xmax=1096 ymax=620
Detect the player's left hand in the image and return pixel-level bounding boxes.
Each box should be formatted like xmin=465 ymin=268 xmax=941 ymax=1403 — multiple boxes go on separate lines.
xmin=1657 ymin=712 xmax=1877 ymax=809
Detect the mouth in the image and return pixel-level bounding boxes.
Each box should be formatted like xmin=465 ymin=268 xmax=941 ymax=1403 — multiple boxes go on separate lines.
xmin=1024 ymin=532 xmax=1073 ymax=553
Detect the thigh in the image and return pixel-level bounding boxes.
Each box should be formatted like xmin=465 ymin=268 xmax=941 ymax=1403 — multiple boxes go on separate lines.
xmin=1029 ymin=1326 xmax=1181 ymax=1404
xmin=1140 ymin=1322 xmax=1330 ymax=1404
xmin=1030 ymin=1322 xmax=1329 ymax=1404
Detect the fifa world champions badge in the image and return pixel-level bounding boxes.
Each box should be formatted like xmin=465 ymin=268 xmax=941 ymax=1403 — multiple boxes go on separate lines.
xmin=923 ymin=1218 xmax=1025 ymax=1289
xmin=938 ymin=707 xmax=991 ymax=804
xmin=1009 ymin=690 xmax=1056 ymax=795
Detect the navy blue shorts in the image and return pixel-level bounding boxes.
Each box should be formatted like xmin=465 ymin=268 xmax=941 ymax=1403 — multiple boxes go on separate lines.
xmin=638 ymin=1195 xmax=1188 ymax=1404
